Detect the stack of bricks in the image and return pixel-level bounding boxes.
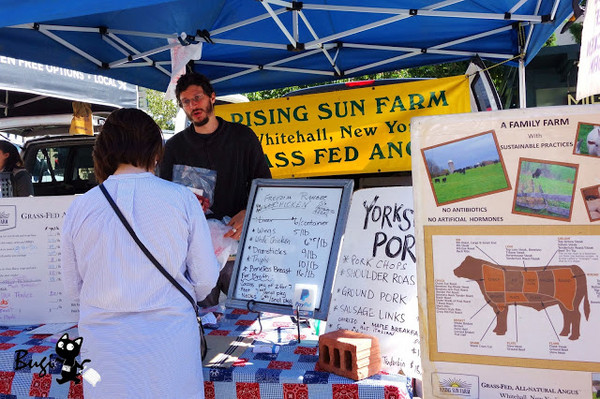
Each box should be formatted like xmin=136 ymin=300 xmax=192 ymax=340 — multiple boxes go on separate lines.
xmin=317 ymin=329 xmax=381 ymax=380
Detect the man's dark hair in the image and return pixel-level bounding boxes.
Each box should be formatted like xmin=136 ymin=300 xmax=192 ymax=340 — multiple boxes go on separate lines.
xmin=175 ymin=73 xmax=215 ymax=105
xmin=93 ymin=108 xmax=163 ymax=183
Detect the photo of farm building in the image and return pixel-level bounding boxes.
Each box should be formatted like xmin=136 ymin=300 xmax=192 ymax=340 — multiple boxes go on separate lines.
xmin=422 ymin=131 xmax=511 ymax=205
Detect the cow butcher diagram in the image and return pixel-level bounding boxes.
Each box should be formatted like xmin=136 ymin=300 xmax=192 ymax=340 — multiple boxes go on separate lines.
xmin=454 ymin=256 xmax=590 ymax=340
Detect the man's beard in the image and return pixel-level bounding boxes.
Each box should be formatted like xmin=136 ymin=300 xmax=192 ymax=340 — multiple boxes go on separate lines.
xmin=188 ymin=101 xmax=213 ymax=127
xmin=193 ymin=116 xmax=209 ymax=127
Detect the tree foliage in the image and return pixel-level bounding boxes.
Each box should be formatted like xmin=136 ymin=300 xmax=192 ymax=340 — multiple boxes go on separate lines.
xmin=568 ymin=0 xmax=586 ymax=44
xmin=569 ymin=22 xmax=583 ymax=44
xmin=146 ymin=89 xmax=178 ymax=130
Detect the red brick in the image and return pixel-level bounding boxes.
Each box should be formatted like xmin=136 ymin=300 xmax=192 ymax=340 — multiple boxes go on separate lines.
xmin=317 ymin=329 xmax=381 ymax=380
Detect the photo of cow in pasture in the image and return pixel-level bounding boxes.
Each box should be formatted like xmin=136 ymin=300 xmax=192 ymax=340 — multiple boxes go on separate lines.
xmin=513 ymin=158 xmax=578 ymax=221
xmin=421 ymin=130 xmax=511 ymax=206
xmin=454 ymin=255 xmax=590 ymax=341
xmin=574 ymin=122 xmax=600 ymax=157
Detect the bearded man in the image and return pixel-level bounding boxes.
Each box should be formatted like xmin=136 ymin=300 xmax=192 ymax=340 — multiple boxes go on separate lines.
xmin=159 ymin=72 xmax=271 ymax=308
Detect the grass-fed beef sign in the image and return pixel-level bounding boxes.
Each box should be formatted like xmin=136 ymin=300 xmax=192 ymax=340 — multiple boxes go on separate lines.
xmin=215 ymin=76 xmax=470 ymax=178
xmin=0 ymin=196 xmax=79 ymax=325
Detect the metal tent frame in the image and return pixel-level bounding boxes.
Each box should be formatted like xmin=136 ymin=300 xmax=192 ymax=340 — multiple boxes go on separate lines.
xmin=0 ymin=0 xmax=576 ymax=104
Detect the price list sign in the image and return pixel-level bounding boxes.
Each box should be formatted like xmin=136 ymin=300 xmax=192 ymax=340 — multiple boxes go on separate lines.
xmin=0 ymin=196 xmax=79 ymax=325
xmin=227 ymin=179 xmax=353 ymax=319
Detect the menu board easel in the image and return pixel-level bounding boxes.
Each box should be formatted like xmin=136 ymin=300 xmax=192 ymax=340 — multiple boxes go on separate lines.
xmin=226 ymin=178 xmax=353 ymax=320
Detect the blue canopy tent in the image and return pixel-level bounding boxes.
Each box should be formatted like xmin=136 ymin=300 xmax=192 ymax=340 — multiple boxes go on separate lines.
xmin=0 ymin=0 xmax=577 ymax=105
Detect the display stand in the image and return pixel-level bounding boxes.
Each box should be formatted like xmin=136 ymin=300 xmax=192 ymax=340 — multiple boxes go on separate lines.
xmin=291 ymin=305 xmax=311 ymax=344
xmin=246 ymin=299 xmax=263 ymax=335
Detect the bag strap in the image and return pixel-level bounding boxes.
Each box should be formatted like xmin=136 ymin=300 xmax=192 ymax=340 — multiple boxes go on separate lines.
xmin=98 ymin=183 xmax=200 ymax=317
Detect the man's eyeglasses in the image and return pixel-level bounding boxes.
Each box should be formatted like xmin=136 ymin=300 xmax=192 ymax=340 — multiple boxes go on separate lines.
xmin=180 ymin=94 xmax=205 ymax=108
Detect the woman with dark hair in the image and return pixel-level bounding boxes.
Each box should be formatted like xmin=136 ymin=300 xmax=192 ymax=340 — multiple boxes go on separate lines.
xmin=0 ymin=140 xmax=34 ymax=197
xmin=61 ymin=108 xmax=219 ymax=398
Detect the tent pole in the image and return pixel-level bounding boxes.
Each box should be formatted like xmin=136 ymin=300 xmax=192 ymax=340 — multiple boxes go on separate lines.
xmin=518 ymin=58 xmax=526 ymax=108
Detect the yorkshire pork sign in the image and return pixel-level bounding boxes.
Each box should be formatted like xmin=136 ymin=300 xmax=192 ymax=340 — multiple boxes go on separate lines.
xmin=215 ymin=76 xmax=470 ymax=178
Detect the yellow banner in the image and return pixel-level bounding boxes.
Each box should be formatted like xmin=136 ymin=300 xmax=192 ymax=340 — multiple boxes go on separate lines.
xmin=215 ymin=75 xmax=470 ymax=178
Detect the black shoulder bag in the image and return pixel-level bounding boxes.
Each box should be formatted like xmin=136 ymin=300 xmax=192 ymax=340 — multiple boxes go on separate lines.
xmin=99 ymin=183 xmax=208 ymax=360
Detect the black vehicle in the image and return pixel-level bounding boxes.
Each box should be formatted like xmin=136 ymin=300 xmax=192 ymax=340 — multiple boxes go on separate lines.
xmin=21 ymin=134 xmax=97 ymax=196
xmin=0 ymin=113 xmax=104 ymax=196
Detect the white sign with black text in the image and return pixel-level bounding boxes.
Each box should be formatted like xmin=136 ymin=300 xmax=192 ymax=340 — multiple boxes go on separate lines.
xmin=0 ymin=196 xmax=78 ymax=325
xmin=326 ymin=186 xmax=420 ymax=378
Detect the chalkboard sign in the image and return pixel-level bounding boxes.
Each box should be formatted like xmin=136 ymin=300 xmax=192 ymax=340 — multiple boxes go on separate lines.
xmin=226 ymin=178 xmax=354 ymax=320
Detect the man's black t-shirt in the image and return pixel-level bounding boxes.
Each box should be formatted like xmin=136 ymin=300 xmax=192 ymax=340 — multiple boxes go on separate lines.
xmin=159 ymin=117 xmax=271 ymax=219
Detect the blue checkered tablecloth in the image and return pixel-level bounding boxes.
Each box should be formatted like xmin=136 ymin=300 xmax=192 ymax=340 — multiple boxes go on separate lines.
xmin=0 ymin=309 xmax=414 ymax=398
xmin=0 ymin=324 xmax=82 ymax=398
xmin=201 ymin=309 xmax=414 ymax=399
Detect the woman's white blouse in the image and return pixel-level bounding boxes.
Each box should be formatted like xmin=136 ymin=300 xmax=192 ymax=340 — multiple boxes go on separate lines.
xmin=61 ymin=172 xmax=220 ymax=310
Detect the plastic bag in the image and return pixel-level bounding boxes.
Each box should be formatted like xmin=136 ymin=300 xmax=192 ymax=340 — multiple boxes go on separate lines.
xmin=172 ymin=165 xmax=217 ymax=215
xmin=207 ymin=219 xmax=239 ymax=270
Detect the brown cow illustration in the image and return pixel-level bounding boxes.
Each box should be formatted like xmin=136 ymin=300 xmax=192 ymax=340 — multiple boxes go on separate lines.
xmin=454 ymin=255 xmax=590 ymax=340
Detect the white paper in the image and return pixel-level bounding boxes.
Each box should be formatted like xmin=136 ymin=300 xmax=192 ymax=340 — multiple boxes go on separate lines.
xmin=0 ymin=196 xmax=79 ymax=325
xmin=577 ymin=0 xmax=600 ymax=100
xmin=165 ymin=35 xmax=202 ymax=100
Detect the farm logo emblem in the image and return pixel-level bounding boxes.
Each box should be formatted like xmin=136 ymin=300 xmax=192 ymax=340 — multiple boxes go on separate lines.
xmin=0 ymin=206 xmax=16 ymax=231
xmin=433 ymin=373 xmax=479 ymax=398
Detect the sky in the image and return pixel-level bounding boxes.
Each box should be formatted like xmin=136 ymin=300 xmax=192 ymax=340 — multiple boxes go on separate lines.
xmin=423 ymin=132 xmax=500 ymax=170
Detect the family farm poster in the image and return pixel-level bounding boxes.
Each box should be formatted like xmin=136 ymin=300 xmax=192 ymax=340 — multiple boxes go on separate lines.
xmin=411 ymin=104 xmax=600 ymax=399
